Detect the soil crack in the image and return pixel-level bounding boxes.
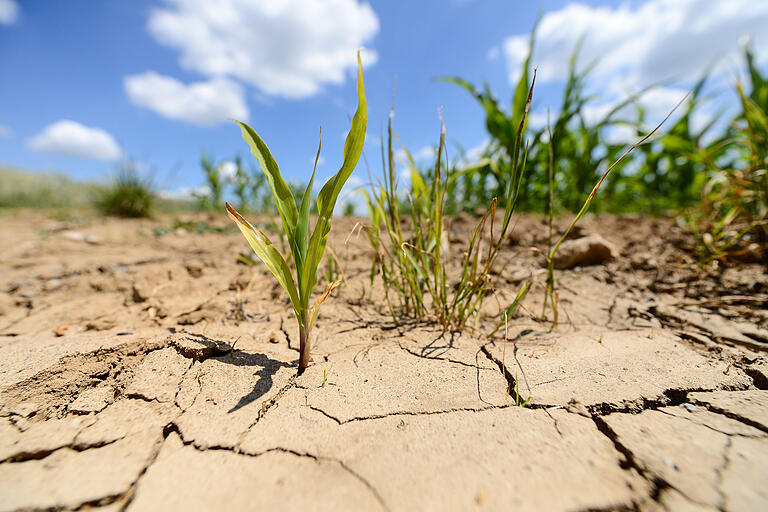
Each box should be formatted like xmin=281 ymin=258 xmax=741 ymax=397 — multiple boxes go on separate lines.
xmin=306 ymin=403 xmax=512 ymax=425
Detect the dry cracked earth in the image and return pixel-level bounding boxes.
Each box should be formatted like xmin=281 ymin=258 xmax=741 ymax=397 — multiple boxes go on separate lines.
xmin=0 ymin=211 xmax=766 ymax=511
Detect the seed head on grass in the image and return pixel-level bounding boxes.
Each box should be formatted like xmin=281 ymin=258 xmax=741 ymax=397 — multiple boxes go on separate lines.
xmin=226 ymin=53 xmax=366 ymax=375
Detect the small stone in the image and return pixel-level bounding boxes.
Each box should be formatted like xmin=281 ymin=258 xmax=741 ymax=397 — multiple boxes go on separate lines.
xmin=565 ymin=399 xmax=591 ymax=418
xmin=662 ymin=457 xmax=678 ymax=470
xmin=61 ymin=231 xmax=86 ymax=242
xmin=553 ymin=234 xmax=618 ymax=269
xmin=185 ymin=262 xmax=203 ymax=278
xmin=169 ymin=332 xmax=231 ymax=360
xmin=682 ymin=403 xmax=695 ymax=412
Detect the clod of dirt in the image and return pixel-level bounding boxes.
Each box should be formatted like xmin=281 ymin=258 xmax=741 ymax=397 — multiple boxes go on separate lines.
xmin=61 ymin=231 xmax=100 ymax=244
xmin=124 ymin=348 xmax=191 ymax=402
xmin=168 ymin=332 xmax=232 ymax=360
xmin=553 ymin=233 xmax=618 ymax=269
xmin=69 ymin=386 xmax=114 ymax=415
xmin=85 ymin=317 xmax=118 ymax=331
xmin=185 ymin=262 xmax=204 ymax=278
xmin=52 ymin=323 xmax=70 ymax=337
xmin=265 ymin=330 xmax=287 ymax=344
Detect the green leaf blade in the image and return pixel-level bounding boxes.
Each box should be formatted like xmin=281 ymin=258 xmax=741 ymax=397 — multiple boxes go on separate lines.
xmin=226 ymin=202 xmax=302 ymax=321
xmin=301 ymin=52 xmax=367 ymax=305
xmin=233 ymin=120 xmax=299 ymax=242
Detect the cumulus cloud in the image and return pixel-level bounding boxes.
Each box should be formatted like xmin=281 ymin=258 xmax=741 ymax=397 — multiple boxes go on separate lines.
xmin=218 ymin=160 xmax=238 ymax=180
xmin=159 ymin=185 xmax=210 ymax=200
xmin=124 ymin=71 xmax=249 ymax=125
xmin=27 ymin=120 xmax=122 ymax=160
xmin=501 ymin=0 xmax=768 ymax=86
xmin=146 ymin=0 xmax=379 ymax=99
xmin=0 ymin=0 xmax=18 ymax=25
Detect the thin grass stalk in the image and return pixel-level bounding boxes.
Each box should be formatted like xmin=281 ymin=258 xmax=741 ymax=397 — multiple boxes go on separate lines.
xmin=542 ymin=111 xmax=556 ymax=319
xmin=541 ymin=94 xmax=689 ymax=323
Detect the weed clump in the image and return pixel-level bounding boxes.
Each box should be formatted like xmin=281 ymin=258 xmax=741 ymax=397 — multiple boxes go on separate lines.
xmin=363 ymin=72 xmax=535 ymax=333
xmin=93 ymin=164 xmax=154 ymax=218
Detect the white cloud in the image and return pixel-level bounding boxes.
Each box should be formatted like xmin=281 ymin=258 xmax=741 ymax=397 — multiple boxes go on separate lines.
xmin=28 ymin=120 xmax=122 ymax=160
xmin=218 ymin=160 xmax=238 ymax=180
xmin=335 ymin=174 xmax=366 ymax=215
xmin=0 ymin=0 xmax=18 ymax=25
xmin=124 ymin=71 xmax=248 ymax=125
xmin=393 ymin=145 xmax=436 ymax=166
xmin=463 ymin=139 xmax=489 ymax=163
xmin=159 ymin=185 xmax=210 ymax=200
xmin=147 ymin=0 xmax=379 ymax=99
xmin=501 ymin=0 xmax=768 ymax=86
xmin=0 ymin=124 xmax=11 ymax=137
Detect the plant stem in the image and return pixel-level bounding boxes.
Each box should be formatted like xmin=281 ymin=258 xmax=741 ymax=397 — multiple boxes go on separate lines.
xmin=298 ymin=323 xmax=310 ymax=375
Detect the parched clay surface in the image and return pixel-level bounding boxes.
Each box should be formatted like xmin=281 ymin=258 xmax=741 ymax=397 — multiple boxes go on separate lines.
xmin=0 ymin=212 xmax=766 ymax=511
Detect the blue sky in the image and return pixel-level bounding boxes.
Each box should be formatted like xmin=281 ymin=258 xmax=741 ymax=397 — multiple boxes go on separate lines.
xmin=1 ymin=0 xmax=767 ymax=200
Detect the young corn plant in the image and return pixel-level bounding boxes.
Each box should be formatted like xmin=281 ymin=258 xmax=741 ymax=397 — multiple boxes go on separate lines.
xmin=226 ymin=54 xmax=366 ymax=375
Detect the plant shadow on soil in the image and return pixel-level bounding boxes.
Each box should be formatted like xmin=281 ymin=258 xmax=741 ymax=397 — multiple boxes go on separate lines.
xmin=224 ymin=349 xmax=294 ymax=413
xmin=181 ymin=333 xmax=293 ymax=413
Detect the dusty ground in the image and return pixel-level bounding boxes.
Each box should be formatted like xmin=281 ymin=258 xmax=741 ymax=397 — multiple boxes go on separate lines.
xmin=0 ymin=209 xmax=766 ymax=511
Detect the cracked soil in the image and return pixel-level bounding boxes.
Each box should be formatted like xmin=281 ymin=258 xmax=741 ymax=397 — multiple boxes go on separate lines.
xmin=0 ymin=211 xmax=766 ymax=511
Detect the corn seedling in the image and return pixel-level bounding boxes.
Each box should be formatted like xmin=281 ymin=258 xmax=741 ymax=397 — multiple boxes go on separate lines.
xmin=226 ymin=54 xmax=366 ymax=375
xmin=199 ymin=153 xmax=224 ymax=211
xmin=232 ymin=155 xmax=251 ymax=211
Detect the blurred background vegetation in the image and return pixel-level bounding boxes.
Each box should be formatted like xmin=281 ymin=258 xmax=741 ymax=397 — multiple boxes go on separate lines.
xmin=1 ymin=27 xmax=765 ymax=266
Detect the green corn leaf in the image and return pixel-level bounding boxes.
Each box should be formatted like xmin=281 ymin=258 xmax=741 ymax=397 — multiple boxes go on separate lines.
xmin=234 ymin=120 xmax=299 ymax=251
xmin=295 ymin=130 xmax=322 ymax=279
xmin=300 ymin=52 xmax=367 ymax=305
xmin=511 ymin=17 xmax=537 ymax=138
xmin=226 ymin=202 xmax=301 ymax=320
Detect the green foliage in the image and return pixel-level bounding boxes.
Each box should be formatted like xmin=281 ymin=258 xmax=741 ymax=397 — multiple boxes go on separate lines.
xmin=688 ymin=45 xmax=768 ymax=265
xmin=443 ymin=25 xmax=721 ymax=215
xmin=227 ymin=53 xmax=367 ymax=375
xmin=231 ymin=156 xmax=250 ymax=211
xmin=199 ymin=153 xmax=225 ymax=211
xmin=0 ymin=166 xmax=91 ymax=209
xmin=92 ymin=164 xmax=155 ymax=218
